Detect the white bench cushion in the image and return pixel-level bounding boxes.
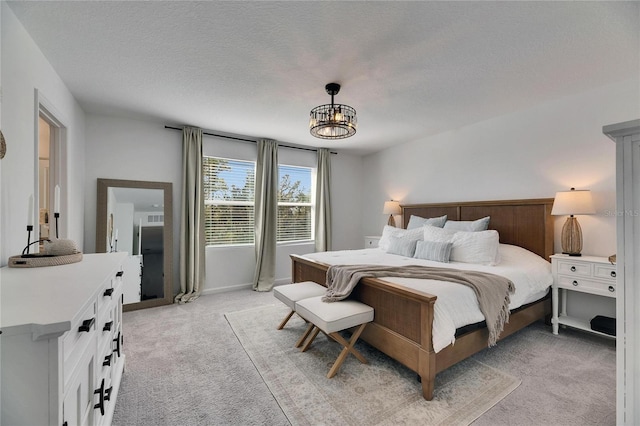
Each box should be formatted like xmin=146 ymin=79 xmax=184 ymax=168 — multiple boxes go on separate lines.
xmin=295 ymin=296 xmax=374 ymax=334
xmin=273 ymin=281 xmax=326 ymax=310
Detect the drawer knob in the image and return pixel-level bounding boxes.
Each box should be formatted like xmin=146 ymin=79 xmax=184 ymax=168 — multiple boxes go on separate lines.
xmin=570 ymin=266 xmax=576 ymax=272
xmin=572 ymin=280 xmax=579 ymax=286
xmin=609 ymin=286 xmax=615 ymax=293
xmin=103 ymin=321 xmax=113 ymax=332
xmin=103 ymin=288 xmax=114 ymax=297
xmin=116 ymin=271 xmax=124 ymax=278
xmin=78 ymin=317 xmax=95 ymax=333
xmin=611 ymin=271 xmax=617 ymax=278
xmin=103 ymin=353 xmax=112 ymax=367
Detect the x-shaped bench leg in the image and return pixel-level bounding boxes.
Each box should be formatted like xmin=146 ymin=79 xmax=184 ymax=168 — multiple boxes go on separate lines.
xmin=326 ymin=323 xmax=368 ymax=378
xmin=277 ymin=309 xmax=295 ymax=330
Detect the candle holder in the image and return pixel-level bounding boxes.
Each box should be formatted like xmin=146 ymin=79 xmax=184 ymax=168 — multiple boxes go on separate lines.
xmin=54 ymin=212 xmax=60 ymax=239
xmin=26 ymin=225 xmax=33 ymax=255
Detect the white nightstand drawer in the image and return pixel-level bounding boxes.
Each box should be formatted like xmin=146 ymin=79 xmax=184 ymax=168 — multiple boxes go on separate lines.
xmin=557 ymin=275 xmax=616 ymax=296
xmin=556 ymin=260 xmax=591 ymax=277
xmin=364 ymin=236 xmax=381 ymax=249
xmin=593 ymin=264 xmax=617 ymax=280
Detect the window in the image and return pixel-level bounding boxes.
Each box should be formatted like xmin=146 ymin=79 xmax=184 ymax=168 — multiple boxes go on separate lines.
xmin=277 ymin=165 xmax=312 ymax=243
xmin=204 ymin=157 xmax=255 ymax=245
xmin=204 ymin=157 xmax=314 ymax=246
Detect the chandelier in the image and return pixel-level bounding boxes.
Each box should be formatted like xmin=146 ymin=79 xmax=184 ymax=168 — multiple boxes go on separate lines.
xmin=309 ymin=83 xmax=357 ymax=139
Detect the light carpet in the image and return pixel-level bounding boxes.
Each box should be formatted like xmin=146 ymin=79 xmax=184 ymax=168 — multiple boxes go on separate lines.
xmin=225 ymin=304 xmax=521 ymax=426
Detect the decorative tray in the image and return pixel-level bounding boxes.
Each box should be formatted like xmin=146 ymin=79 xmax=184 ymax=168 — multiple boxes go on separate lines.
xmin=8 ymin=252 xmax=83 ymax=268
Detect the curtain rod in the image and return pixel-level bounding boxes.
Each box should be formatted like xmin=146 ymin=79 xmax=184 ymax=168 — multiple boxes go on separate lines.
xmin=164 ymin=126 xmax=337 ymax=155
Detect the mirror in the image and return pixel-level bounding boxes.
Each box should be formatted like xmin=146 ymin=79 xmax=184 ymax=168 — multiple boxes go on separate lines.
xmin=96 ymin=179 xmax=173 ymax=311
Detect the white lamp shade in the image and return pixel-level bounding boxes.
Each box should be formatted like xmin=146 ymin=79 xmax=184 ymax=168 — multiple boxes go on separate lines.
xmin=383 ymin=200 xmax=401 ymax=215
xmin=551 ymin=189 xmax=595 ymax=216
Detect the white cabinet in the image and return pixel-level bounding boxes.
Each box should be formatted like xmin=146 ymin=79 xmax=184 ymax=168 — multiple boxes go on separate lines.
xmin=604 ymin=119 xmax=640 ymax=426
xmin=0 ymin=253 xmax=127 ymax=426
xmin=364 ymin=236 xmax=381 ymax=249
xmin=550 ymin=254 xmax=616 ymax=337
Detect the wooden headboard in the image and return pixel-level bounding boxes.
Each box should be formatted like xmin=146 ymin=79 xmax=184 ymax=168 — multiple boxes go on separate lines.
xmin=402 ymin=198 xmax=554 ymax=260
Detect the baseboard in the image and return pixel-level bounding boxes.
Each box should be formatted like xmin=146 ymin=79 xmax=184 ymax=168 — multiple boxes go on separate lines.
xmin=200 ymin=277 xmax=292 ymax=296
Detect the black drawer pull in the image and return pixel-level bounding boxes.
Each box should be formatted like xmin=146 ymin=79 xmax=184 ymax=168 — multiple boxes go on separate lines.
xmin=104 ymin=386 xmax=113 ymax=402
xmin=103 ymin=288 xmax=114 ymax=297
xmin=609 ymin=286 xmax=615 ymax=293
xmin=113 ymin=331 xmax=122 ymax=357
xmin=103 ymin=321 xmax=113 ymax=332
xmin=116 ymin=271 xmax=124 ymax=278
xmin=78 ymin=318 xmax=95 ymax=333
xmin=570 ymin=266 xmax=576 ymax=272
xmin=572 ymin=280 xmax=579 ymax=286
xmin=103 ymin=353 xmax=112 ymax=366
xmin=94 ymin=379 xmax=105 ymax=415
xmin=611 ymin=271 xmax=616 ymax=278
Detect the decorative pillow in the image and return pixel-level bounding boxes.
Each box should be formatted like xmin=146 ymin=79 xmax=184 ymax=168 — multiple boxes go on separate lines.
xmin=406 ymin=214 xmax=447 ymax=230
xmin=450 ymin=229 xmax=500 ymax=265
xmin=444 ymin=216 xmax=490 ymax=232
xmin=378 ymin=225 xmax=424 ymax=251
xmin=414 ymin=240 xmax=453 ymax=263
xmin=387 ymin=236 xmax=418 ymax=257
xmin=422 ymin=224 xmax=457 ymax=243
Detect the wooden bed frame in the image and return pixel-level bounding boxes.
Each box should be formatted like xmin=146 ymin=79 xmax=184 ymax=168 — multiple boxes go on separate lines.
xmin=290 ymin=198 xmax=554 ymax=400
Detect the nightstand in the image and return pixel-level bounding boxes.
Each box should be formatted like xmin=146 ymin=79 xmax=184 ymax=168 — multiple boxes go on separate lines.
xmin=364 ymin=236 xmax=381 ymax=249
xmin=550 ymin=254 xmax=617 ymax=337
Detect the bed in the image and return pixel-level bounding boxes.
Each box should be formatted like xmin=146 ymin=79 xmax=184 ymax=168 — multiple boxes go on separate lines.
xmin=290 ymin=198 xmax=554 ymax=400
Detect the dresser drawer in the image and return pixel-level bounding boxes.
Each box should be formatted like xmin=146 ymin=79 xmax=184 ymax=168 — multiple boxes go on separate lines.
xmin=557 ymin=275 xmax=616 ymax=296
xmin=593 ymin=264 xmax=617 ymax=280
xmin=556 ymin=260 xmax=592 ymax=277
xmin=63 ymin=300 xmax=98 ymax=383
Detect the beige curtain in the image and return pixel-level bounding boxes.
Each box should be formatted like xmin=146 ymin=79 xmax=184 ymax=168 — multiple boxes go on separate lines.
xmin=175 ymin=127 xmax=205 ymax=303
xmin=315 ymin=148 xmax=332 ymax=252
xmin=253 ymin=139 xmax=279 ymax=291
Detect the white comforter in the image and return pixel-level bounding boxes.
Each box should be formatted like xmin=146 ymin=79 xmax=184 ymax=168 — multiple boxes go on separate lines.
xmin=302 ymin=244 xmax=552 ymax=353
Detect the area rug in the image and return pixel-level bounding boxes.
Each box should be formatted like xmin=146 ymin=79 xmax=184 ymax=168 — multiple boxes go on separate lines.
xmin=225 ymin=304 xmax=521 ymax=426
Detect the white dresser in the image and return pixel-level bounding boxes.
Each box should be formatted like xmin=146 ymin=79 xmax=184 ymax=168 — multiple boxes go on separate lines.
xmin=1 ymin=252 xmax=127 ymax=426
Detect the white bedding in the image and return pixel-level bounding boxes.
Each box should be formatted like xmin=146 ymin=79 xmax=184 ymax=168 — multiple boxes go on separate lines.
xmin=302 ymin=244 xmax=552 ymax=353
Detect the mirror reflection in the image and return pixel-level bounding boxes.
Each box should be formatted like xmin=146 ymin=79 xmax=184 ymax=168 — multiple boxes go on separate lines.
xmin=96 ymin=179 xmax=173 ymax=311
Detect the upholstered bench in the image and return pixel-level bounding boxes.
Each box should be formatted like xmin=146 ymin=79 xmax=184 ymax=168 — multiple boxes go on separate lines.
xmin=295 ymin=296 xmax=374 ymax=378
xmin=273 ymin=281 xmax=326 ymax=330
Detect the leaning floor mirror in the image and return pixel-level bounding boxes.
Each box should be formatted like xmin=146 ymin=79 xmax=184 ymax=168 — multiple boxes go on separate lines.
xmin=96 ymin=178 xmax=173 ymax=311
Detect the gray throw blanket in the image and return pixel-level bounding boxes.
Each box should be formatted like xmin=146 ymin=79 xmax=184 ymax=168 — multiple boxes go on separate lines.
xmin=323 ymin=264 xmax=515 ymax=347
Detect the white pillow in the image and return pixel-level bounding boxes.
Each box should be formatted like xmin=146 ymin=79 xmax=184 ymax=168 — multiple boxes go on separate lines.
xmin=387 ymin=236 xmax=418 ymax=257
xmin=450 ymin=230 xmax=500 ymax=265
xmin=378 ymin=225 xmax=424 ymax=252
xmin=444 ymin=216 xmax=490 ymax=232
xmin=406 ymin=214 xmax=447 ymax=230
xmin=422 ymin=225 xmax=457 ymax=243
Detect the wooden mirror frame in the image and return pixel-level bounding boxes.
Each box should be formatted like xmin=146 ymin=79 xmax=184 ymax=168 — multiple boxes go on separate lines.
xmin=96 ymin=178 xmax=173 ymax=311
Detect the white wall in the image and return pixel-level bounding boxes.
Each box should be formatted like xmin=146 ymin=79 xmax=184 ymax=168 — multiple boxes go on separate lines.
xmin=362 ymin=79 xmax=639 ymax=258
xmin=84 ymin=114 xmax=364 ymax=296
xmin=83 ymin=114 xmax=182 ymax=294
xmin=1 ymin=4 xmax=86 ymax=265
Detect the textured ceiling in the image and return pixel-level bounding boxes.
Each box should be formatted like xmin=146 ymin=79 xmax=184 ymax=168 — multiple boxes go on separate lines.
xmin=7 ymin=1 xmax=639 ymax=155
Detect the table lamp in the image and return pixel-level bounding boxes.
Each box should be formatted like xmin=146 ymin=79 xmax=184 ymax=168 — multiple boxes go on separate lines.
xmin=383 ymin=200 xmax=401 ymax=227
xmin=551 ymin=188 xmax=595 ymax=256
